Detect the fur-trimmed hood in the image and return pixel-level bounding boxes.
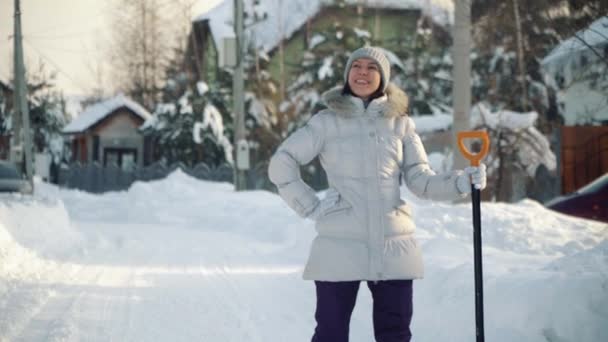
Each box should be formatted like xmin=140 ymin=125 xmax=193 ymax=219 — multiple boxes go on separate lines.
xmin=321 ymin=83 xmax=409 ymax=118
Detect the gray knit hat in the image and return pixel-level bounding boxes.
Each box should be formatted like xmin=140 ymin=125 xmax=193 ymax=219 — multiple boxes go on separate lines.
xmin=344 ymin=46 xmax=391 ymax=93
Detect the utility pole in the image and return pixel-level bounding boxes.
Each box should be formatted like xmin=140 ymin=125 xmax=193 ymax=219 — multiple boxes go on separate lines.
xmin=12 ymin=0 xmax=34 ymax=190
xmin=233 ymin=0 xmax=248 ymax=191
xmin=451 ymin=0 xmax=472 ymax=171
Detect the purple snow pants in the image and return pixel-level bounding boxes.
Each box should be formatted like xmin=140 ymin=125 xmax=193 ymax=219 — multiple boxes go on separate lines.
xmin=311 ymin=280 xmax=413 ymax=342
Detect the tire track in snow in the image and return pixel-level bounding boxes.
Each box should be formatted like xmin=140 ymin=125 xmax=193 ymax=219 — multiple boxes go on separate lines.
xmin=4 ymin=218 xmax=313 ymax=341
xmin=12 ymin=266 xmax=104 ymax=342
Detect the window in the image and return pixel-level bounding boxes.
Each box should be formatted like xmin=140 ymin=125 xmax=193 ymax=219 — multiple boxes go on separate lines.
xmin=93 ymin=135 xmax=100 ymax=162
xmin=103 ymin=148 xmax=137 ymax=171
xmin=105 ymin=150 xmax=119 ymax=167
xmin=122 ymin=153 xmax=136 ymax=171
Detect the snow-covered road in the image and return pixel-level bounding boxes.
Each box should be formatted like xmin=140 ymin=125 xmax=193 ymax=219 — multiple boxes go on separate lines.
xmin=2 ymin=220 xmax=321 ymax=341
xmin=1 ymin=171 xmax=606 ymax=341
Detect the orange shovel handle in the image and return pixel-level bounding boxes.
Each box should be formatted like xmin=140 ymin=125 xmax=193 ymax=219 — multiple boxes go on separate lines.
xmin=457 ymin=131 xmax=490 ymax=166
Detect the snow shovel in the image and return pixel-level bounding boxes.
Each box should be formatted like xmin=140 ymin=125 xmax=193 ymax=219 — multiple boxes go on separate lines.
xmin=457 ymin=131 xmax=490 ymax=342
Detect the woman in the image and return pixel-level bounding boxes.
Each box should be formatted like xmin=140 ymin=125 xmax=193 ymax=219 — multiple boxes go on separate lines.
xmin=268 ymin=46 xmax=486 ymax=342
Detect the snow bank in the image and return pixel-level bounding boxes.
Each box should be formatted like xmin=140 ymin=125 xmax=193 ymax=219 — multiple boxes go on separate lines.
xmin=0 ymin=194 xmax=87 ymax=340
xmin=0 ymin=172 xmax=606 ymax=341
xmin=0 ymin=194 xmax=83 ymax=282
xmin=545 ymin=239 xmax=608 ymax=275
xmin=402 ymin=187 xmax=608 ymax=342
xmin=0 ymin=196 xmax=81 ymax=258
xmin=0 ymin=217 xmax=47 ymax=281
xmin=402 ymin=188 xmax=605 ymax=257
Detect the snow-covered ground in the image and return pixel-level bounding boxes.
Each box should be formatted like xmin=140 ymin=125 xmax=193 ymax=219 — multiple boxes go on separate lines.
xmin=1 ymin=171 xmax=606 ymax=341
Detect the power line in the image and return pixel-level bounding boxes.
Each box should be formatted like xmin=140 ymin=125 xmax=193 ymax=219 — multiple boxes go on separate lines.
xmin=23 ymin=41 xmax=93 ymax=55
xmin=22 ymin=38 xmax=93 ymax=95
xmin=21 ymin=1 xmax=113 ymax=38
xmin=26 ymin=31 xmax=97 ymax=40
xmin=22 ymin=20 xmax=95 ymax=38
xmin=21 ymin=38 xmax=122 ymax=118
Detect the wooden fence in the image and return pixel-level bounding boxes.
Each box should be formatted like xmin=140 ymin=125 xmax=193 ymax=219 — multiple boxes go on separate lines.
xmin=57 ymin=161 xmax=275 ymax=193
xmin=561 ymin=126 xmax=608 ymax=194
xmin=56 ymin=159 xmax=328 ymax=194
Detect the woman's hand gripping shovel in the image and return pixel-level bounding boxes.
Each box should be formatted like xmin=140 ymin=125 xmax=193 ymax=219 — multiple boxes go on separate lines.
xmin=457 ymin=131 xmax=490 ymax=342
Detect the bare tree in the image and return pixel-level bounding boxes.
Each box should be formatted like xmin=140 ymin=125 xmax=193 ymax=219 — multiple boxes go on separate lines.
xmin=106 ymin=0 xmax=177 ymax=110
xmin=83 ymin=33 xmax=109 ymax=102
xmin=512 ymin=0 xmax=528 ymax=110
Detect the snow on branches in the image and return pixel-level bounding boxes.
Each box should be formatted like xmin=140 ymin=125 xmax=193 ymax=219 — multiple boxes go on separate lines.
xmin=193 ymin=104 xmax=234 ymax=165
xmin=472 ymin=102 xmax=556 ymax=179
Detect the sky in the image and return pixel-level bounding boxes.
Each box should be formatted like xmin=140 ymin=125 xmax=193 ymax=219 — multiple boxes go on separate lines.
xmin=0 ymin=170 xmax=606 ymax=341
xmin=0 ymin=0 xmax=224 ymax=96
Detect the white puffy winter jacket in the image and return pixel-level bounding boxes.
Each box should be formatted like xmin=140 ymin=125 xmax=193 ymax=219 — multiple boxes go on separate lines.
xmin=268 ymin=83 xmax=468 ymax=281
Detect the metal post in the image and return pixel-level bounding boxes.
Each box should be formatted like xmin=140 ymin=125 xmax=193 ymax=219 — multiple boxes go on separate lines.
xmin=13 ymin=0 xmax=34 ymax=190
xmin=10 ymin=1 xmax=22 ymax=165
xmin=472 ymin=185 xmax=485 ymax=342
xmin=233 ymin=0 xmax=247 ymax=191
xmin=457 ymin=131 xmax=490 ymax=342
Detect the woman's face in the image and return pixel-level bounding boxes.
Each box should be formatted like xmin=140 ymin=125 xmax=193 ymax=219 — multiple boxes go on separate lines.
xmin=347 ymin=58 xmax=382 ymax=100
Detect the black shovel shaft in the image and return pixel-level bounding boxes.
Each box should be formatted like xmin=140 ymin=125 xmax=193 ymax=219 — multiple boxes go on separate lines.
xmin=472 ymin=186 xmax=485 ymax=342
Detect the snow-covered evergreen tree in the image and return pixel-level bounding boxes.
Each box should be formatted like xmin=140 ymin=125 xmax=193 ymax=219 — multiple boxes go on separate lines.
xmin=393 ymin=32 xmax=453 ymax=115
xmin=0 ymin=83 xmax=10 ymax=137
xmin=470 ymin=0 xmax=607 ymax=130
xmin=242 ymin=49 xmax=285 ymax=164
xmin=142 ymin=52 xmax=234 ymax=168
xmin=288 ymin=18 xmax=453 ymax=121
xmin=288 ymin=24 xmax=373 ymax=126
xmin=25 ymin=63 xmax=68 ymax=162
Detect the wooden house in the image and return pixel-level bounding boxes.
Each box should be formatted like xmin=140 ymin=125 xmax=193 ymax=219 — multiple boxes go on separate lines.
xmin=62 ymin=95 xmax=153 ymax=170
xmin=188 ymin=0 xmax=451 ymax=161
xmin=541 ymin=16 xmax=608 ymax=194
xmin=189 ymin=0 xmax=451 ymax=89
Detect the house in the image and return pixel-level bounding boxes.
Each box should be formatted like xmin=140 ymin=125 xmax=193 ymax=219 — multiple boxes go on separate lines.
xmin=187 ymin=0 xmax=318 ymax=86
xmin=62 ymin=94 xmax=153 ymax=171
xmin=542 ymin=16 xmax=608 ymax=126
xmin=541 ymin=16 xmax=608 ymax=194
xmin=190 ymin=0 xmax=452 ymax=89
xmin=186 ymin=0 xmax=454 ymax=190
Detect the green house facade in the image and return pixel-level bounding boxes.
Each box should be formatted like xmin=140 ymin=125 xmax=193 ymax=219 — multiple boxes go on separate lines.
xmin=190 ymin=0 xmax=450 ymax=89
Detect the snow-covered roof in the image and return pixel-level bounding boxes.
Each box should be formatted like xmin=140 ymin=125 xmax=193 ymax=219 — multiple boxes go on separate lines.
xmin=195 ymin=0 xmax=453 ymax=58
xmin=542 ymin=16 xmax=608 ymax=66
xmin=541 ymin=16 xmax=608 ymax=125
xmin=195 ymin=0 xmax=320 ymax=55
xmin=62 ymin=94 xmax=153 ymax=134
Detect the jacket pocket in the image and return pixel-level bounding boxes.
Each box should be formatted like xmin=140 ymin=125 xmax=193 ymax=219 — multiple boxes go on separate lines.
xmin=384 ymin=200 xmax=415 ymax=237
xmin=315 ymin=199 xmax=365 ymax=240
xmin=322 ymin=202 xmax=349 ymax=217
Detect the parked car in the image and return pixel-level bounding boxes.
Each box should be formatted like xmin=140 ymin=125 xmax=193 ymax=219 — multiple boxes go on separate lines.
xmin=0 ymin=160 xmax=32 ymax=194
xmin=545 ymin=173 xmax=608 ymax=223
